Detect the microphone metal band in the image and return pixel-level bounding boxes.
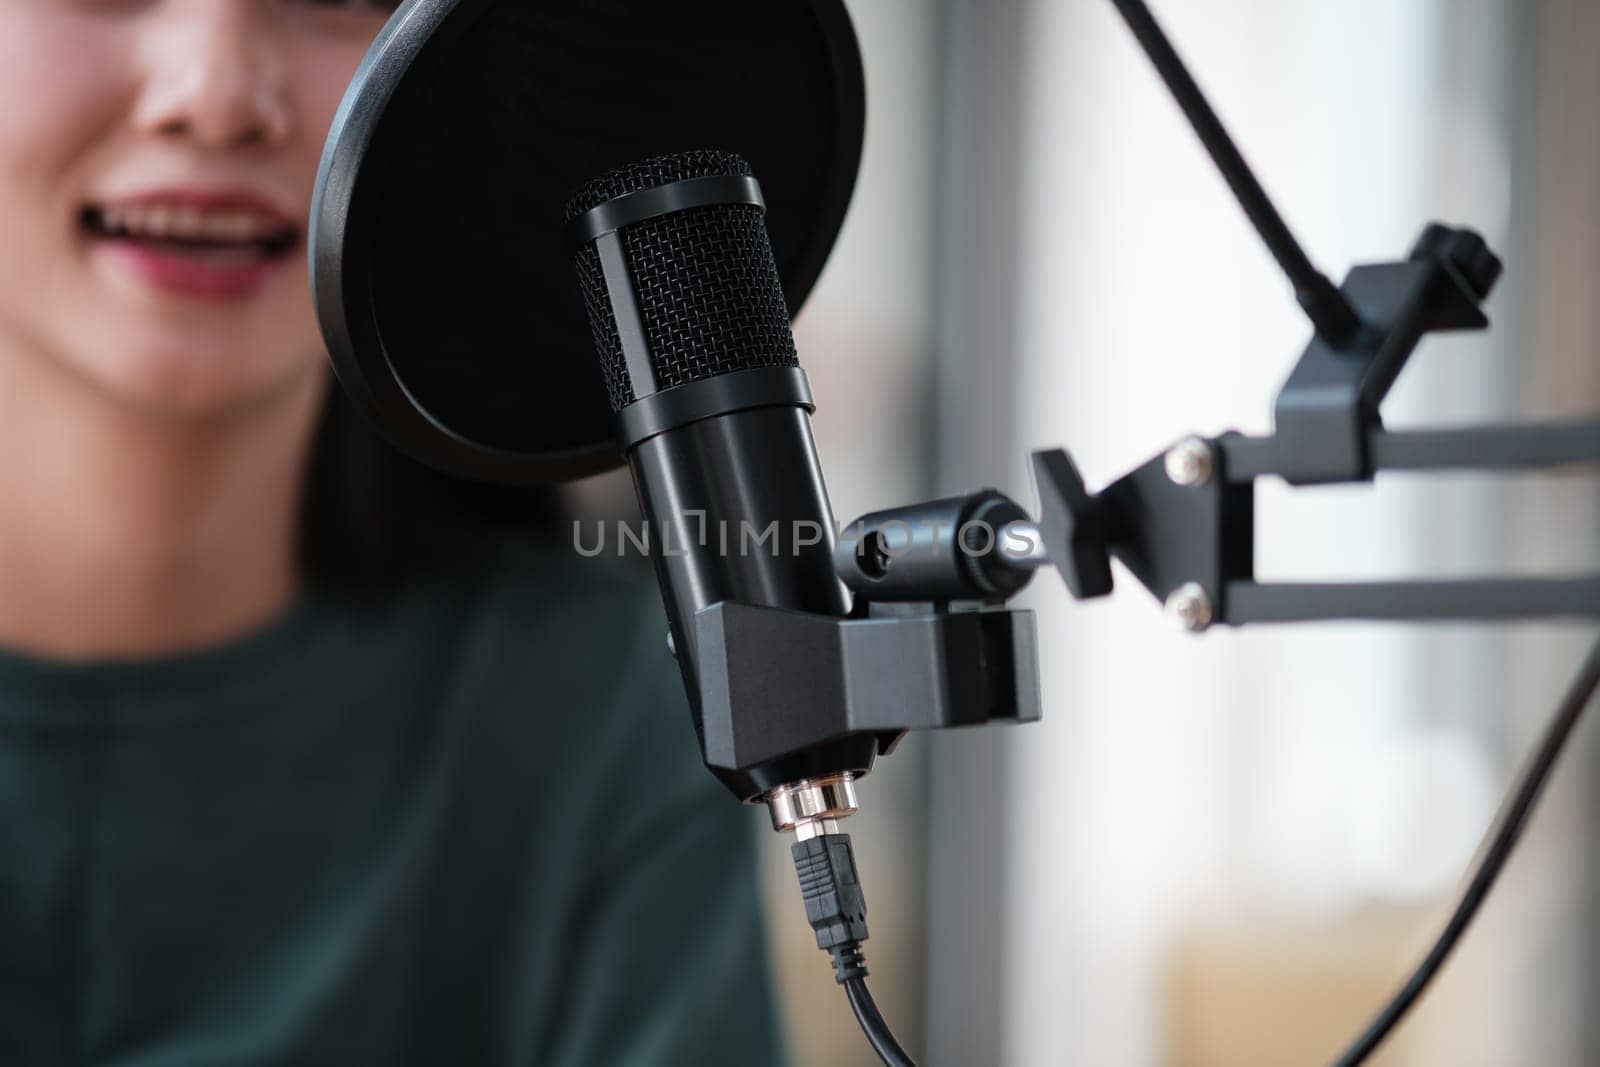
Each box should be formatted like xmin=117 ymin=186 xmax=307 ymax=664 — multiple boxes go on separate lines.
xmin=616 ymin=366 xmax=815 ymax=449
xmin=566 ymin=175 xmax=767 ymax=249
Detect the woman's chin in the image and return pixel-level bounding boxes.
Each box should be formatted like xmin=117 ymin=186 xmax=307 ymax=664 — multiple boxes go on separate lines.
xmin=78 ymin=340 xmax=324 ymax=421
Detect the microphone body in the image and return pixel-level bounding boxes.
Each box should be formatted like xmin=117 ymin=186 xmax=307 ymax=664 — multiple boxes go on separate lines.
xmin=567 ymin=151 xmax=878 ymax=801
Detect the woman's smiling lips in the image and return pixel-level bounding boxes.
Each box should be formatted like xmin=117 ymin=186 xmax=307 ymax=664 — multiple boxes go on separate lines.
xmin=82 ymin=187 xmax=301 ymax=300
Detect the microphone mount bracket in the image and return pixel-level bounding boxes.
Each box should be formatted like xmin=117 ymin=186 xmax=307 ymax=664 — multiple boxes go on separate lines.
xmin=1272 ymin=223 xmax=1501 ymax=485
xmin=692 ymin=599 xmax=1041 ymax=777
xmin=1023 ymin=222 xmax=1600 ymax=629
xmin=814 ymin=225 xmax=1597 ymax=633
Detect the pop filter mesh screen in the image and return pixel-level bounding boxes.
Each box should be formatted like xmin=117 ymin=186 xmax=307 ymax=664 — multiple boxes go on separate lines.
xmin=364 ymin=0 xmax=837 ymax=454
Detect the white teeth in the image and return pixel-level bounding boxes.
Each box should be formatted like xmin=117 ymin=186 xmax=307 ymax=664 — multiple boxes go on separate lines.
xmin=220 ymin=216 xmax=256 ymax=241
xmin=97 ymin=203 xmax=290 ymax=244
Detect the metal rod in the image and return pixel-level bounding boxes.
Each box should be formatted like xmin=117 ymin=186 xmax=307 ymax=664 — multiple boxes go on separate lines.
xmin=1219 ymin=418 xmax=1600 ymax=482
xmin=1370 ymin=418 xmax=1600 ymax=472
xmin=1107 ymin=0 xmax=1361 ymax=345
xmin=1225 ymin=577 xmax=1600 ymax=624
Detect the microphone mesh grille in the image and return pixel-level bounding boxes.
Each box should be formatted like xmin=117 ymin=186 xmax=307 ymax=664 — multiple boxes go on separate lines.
xmin=573 ymin=245 xmax=630 ymax=409
xmin=569 ymin=151 xmax=799 ymax=412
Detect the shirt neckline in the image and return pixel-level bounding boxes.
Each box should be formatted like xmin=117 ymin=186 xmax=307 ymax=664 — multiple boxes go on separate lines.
xmin=0 ymin=591 xmax=341 ymax=729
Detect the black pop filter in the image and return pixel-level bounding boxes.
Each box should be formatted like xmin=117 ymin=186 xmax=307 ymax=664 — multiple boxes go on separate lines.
xmin=312 ymin=0 xmax=865 ymax=484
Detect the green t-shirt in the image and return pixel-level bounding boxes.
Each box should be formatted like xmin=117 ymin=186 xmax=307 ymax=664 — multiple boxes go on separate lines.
xmin=0 ymin=537 xmax=783 ymax=1066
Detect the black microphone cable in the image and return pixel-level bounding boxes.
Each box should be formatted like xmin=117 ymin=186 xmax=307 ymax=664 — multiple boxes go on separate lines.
xmin=791 ymin=832 xmax=916 ymax=1067
xmin=1331 ymin=633 xmax=1600 ymax=1066
xmin=794 ymin=633 xmax=1597 ymax=1067
xmin=845 ymin=974 xmax=916 ymax=1067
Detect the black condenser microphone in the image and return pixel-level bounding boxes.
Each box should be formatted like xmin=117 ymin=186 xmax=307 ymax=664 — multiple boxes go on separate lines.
xmin=565 ymin=150 xmax=880 ymax=805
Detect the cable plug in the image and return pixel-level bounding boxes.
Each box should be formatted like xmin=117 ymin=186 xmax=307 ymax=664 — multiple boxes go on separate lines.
xmin=791 ymin=832 xmax=870 ymax=983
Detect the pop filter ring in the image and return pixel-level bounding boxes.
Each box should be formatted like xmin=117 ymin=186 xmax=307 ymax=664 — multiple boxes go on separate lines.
xmin=311 ymin=0 xmax=866 ymax=485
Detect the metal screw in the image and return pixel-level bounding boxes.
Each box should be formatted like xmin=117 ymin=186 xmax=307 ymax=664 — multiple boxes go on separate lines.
xmin=1164 ymin=582 xmax=1213 ymax=632
xmin=1164 ymin=436 xmax=1214 ymax=487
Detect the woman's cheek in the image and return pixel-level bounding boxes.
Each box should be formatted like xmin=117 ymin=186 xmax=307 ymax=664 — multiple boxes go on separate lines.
xmin=287 ymin=40 xmax=375 ymax=157
xmin=0 ymin=19 xmax=129 ymax=335
xmin=0 ymin=24 xmax=130 ymax=251
xmin=0 ymin=12 xmax=130 ymax=154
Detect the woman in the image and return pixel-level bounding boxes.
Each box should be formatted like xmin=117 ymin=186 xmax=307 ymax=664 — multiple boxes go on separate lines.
xmin=0 ymin=2 xmax=779 ymax=1064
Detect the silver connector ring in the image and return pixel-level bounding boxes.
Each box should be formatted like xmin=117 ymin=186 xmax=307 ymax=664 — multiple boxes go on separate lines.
xmin=766 ymin=773 xmax=859 ymax=834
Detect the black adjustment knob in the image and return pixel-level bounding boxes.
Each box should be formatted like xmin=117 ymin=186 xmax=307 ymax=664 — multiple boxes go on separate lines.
xmin=1031 ymin=449 xmax=1113 ymax=599
xmin=1411 ymin=223 xmax=1503 ymax=302
xmin=835 ymin=490 xmax=1035 ymax=603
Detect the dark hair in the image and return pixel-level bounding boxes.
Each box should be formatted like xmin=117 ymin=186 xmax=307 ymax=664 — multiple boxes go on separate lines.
xmin=300 ymin=387 xmax=562 ymax=596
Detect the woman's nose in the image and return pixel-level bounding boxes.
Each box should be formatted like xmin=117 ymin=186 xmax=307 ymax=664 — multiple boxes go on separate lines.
xmin=131 ymin=5 xmax=293 ymax=152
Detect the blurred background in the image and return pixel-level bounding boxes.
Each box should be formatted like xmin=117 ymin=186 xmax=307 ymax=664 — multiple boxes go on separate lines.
xmin=574 ymin=0 xmax=1599 ymax=1062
